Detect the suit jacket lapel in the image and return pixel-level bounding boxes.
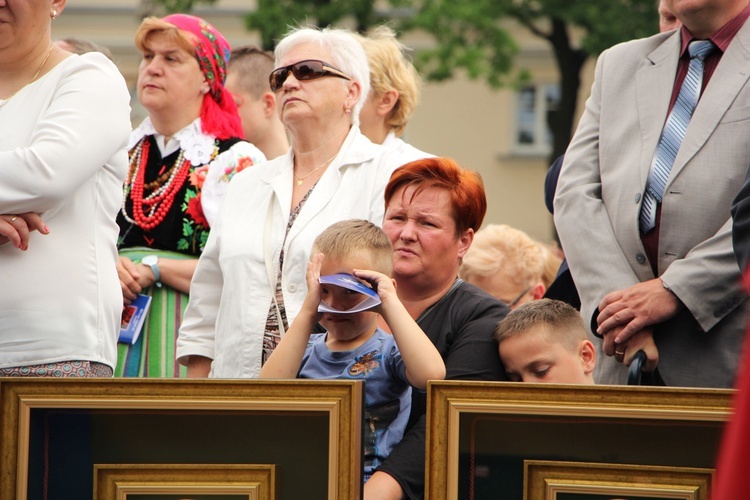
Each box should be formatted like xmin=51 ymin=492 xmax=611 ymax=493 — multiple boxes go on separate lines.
xmin=670 ymin=21 xmax=750 ymax=181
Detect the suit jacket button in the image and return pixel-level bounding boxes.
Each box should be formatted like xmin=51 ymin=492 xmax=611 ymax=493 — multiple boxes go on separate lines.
xmin=714 ymin=310 xmax=722 ymax=318
xmin=636 ymin=253 xmax=646 ymax=264
xmin=635 ymin=193 xmax=641 ymax=203
xmin=288 ymin=284 xmax=297 ymax=293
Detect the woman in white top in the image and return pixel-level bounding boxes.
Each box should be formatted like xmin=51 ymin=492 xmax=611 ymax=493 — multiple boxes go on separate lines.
xmin=0 ymin=0 xmax=131 ymax=377
xmin=356 ymin=26 xmax=433 ymax=162
xmin=177 ymin=26 xmax=405 ymax=378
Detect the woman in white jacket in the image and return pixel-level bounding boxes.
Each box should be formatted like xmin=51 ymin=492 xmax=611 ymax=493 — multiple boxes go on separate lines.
xmin=177 ymin=26 xmax=405 ymax=378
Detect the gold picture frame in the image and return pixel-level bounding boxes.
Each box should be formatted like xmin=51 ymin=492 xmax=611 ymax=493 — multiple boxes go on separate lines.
xmin=0 ymin=379 xmax=363 ymax=500
xmin=94 ymin=463 xmax=277 ymax=500
xmin=425 ymin=381 xmax=732 ymax=500
xmin=525 ymin=460 xmax=713 ymax=500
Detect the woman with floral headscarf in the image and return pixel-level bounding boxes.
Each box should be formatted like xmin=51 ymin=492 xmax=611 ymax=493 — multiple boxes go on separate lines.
xmin=115 ymin=14 xmax=266 ymax=377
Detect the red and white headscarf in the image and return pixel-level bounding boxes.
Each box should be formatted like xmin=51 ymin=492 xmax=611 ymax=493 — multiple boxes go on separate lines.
xmin=163 ymin=14 xmax=243 ymax=140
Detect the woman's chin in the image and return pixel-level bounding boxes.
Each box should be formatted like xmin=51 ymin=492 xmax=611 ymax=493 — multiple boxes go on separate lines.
xmin=280 ymin=110 xmax=306 ymax=126
xmin=392 ymin=262 xmax=421 ymax=279
xmin=138 ymin=97 xmax=162 ymax=114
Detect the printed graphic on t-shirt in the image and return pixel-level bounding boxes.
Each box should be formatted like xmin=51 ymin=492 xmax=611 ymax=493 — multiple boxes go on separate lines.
xmin=364 ymin=398 xmax=400 ymax=471
xmin=347 ymin=350 xmax=382 ymax=377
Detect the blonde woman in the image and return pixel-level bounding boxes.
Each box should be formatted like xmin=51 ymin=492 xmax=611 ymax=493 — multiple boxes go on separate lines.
xmin=459 ymin=224 xmax=548 ymax=309
xmin=357 ymin=26 xmax=433 ymax=161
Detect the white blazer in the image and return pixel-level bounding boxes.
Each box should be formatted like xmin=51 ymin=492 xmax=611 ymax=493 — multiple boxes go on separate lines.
xmin=177 ymin=127 xmax=406 ymax=377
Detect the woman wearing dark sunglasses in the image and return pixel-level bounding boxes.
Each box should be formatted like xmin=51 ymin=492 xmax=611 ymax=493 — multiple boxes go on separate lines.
xmin=177 ymin=26 xmax=405 ymax=379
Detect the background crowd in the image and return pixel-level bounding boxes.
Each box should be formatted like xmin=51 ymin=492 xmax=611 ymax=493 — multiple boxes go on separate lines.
xmin=3 ymin=0 xmax=750 ymax=498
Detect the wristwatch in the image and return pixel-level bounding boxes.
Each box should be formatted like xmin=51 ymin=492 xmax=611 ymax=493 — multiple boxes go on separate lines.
xmin=141 ymin=255 xmax=162 ymax=288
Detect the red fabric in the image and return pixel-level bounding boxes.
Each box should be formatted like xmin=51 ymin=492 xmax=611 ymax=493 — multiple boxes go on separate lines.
xmin=713 ymin=270 xmax=750 ymax=499
xmin=163 ymin=14 xmax=243 ymax=140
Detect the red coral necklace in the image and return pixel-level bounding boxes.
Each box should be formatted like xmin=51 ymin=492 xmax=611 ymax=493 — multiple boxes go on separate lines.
xmin=121 ymin=138 xmax=191 ymax=230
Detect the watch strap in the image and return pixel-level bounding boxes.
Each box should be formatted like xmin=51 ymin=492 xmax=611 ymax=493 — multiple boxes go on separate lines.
xmin=143 ymin=256 xmax=162 ymax=288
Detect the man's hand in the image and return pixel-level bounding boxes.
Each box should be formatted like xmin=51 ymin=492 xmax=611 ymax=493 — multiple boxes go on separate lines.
xmin=609 ymin=326 xmax=660 ymax=372
xmin=597 ymin=278 xmax=682 ymax=344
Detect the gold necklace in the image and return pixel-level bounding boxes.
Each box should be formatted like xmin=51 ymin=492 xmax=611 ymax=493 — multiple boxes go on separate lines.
xmin=293 ymin=152 xmax=338 ymax=186
xmin=32 ymin=44 xmax=54 ymax=81
xmin=0 ymin=44 xmax=54 ymax=109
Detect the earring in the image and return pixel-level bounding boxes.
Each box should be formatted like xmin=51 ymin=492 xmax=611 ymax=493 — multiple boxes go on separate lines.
xmin=51 ymin=10 xmax=58 ymax=19
xmin=345 ymin=105 xmax=352 ymax=116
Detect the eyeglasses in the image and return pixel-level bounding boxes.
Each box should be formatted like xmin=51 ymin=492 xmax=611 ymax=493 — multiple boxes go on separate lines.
xmin=269 ymin=59 xmax=352 ymax=92
xmin=506 ymin=286 xmax=532 ymax=309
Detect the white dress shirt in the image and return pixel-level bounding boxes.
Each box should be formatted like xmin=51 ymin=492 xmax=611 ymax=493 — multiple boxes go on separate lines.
xmin=382 ymin=131 xmax=434 ymax=163
xmin=177 ymin=127 xmax=405 ymax=377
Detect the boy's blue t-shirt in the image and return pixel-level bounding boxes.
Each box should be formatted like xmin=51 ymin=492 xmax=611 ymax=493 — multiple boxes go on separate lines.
xmin=298 ymin=328 xmax=412 ymax=478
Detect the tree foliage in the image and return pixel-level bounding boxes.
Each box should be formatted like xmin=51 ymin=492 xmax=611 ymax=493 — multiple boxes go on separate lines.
xmin=139 ymin=0 xmax=217 ymax=17
xmin=246 ymin=0 xmax=398 ymax=50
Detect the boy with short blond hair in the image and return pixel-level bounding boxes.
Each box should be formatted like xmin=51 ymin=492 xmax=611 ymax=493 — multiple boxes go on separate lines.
xmin=309 ymin=218 xmax=395 ymax=277
xmin=260 ymin=219 xmax=445 ymax=481
xmin=494 ymin=299 xmax=595 ymax=384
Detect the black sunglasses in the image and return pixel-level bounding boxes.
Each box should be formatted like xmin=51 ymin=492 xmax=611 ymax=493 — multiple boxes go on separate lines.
xmin=269 ymin=59 xmax=352 ymax=92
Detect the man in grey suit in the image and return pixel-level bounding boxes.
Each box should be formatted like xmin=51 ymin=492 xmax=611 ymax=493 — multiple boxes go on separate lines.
xmin=554 ymin=0 xmax=750 ymax=388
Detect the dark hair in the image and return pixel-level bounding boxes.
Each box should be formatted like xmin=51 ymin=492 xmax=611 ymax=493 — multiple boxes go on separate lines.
xmin=58 ymin=37 xmax=113 ymax=60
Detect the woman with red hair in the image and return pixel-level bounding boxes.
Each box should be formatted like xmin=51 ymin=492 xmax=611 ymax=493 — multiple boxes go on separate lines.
xmin=366 ymin=157 xmax=509 ymax=499
xmin=116 ymin=14 xmax=265 ymax=377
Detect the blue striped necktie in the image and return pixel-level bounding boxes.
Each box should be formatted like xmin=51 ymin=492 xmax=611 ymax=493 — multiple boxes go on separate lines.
xmin=639 ymin=40 xmax=716 ymax=234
